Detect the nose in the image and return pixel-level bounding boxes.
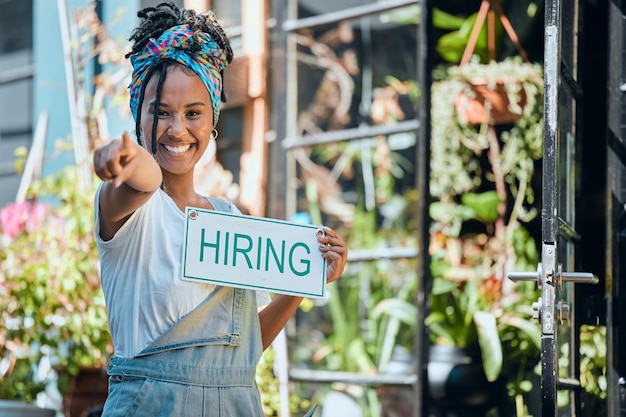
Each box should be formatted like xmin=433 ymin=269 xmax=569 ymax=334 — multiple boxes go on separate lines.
xmin=167 ymin=115 xmax=186 ymax=138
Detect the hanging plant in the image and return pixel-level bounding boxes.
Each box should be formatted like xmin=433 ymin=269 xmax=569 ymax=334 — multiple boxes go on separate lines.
xmin=431 ymin=56 xmax=543 ymax=214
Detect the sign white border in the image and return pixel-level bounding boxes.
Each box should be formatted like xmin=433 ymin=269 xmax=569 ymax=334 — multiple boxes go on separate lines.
xmin=181 ymin=207 xmax=327 ymax=298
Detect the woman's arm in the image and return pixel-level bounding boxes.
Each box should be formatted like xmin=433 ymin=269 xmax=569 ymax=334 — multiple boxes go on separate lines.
xmin=94 ymin=131 xmax=163 ymax=240
xmin=258 ymin=228 xmax=348 ymax=350
xmin=258 ymin=294 xmax=303 ymax=350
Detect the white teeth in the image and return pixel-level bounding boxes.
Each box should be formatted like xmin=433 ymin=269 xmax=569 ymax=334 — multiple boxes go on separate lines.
xmin=163 ymin=144 xmax=191 ymax=153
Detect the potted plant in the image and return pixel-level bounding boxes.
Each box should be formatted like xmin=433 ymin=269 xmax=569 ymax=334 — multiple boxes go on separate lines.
xmin=427 ymin=212 xmax=542 ymax=413
xmin=0 ymin=165 xmax=112 ymax=410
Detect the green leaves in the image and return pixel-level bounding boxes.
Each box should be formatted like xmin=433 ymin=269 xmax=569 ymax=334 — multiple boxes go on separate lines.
xmin=372 ymin=298 xmax=418 ymax=328
xmin=373 ymin=298 xmax=418 ymax=371
xmin=461 ymin=191 xmax=501 ymax=223
xmin=0 ymin=166 xmax=110 ymax=402
xmin=434 ymin=9 xmax=502 ymax=64
xmin=474 ymin=311 xmax=502 ymax=382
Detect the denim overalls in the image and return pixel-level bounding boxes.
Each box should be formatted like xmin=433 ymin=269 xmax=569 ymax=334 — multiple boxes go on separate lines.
xmin=101 ymin=198 xmax=265 ymax=417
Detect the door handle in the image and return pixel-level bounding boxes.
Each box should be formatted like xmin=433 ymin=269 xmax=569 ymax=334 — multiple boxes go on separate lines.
xmin=508 ymin=266 xmax=599 ymax=285
xmin=507 ymin=263 xmax=599 ymax=328
xmin=558 ymin=271 xmax=599 ymax=285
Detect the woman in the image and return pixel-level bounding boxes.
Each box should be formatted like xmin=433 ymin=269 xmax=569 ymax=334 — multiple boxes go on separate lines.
xmin=92 ymin=3 xmax=347 ymax=416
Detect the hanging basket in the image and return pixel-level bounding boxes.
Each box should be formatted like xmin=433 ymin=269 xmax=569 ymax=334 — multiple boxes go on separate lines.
xmin=455 ymin=77 xmax=527 ymax=125
xmin=454 ymin=0 xmax=532 ymax=126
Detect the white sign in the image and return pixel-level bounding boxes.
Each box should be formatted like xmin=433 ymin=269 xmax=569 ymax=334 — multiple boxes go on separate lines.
xmin=182 ymin=207 xmax=327 ymax=298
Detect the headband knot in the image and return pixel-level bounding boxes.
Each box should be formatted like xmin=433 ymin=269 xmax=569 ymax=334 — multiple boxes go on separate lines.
xmin=129 ymin=24 xmax=229 ymax=126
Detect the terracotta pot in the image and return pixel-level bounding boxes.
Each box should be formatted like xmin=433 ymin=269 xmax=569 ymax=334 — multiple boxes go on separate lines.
xmin=455 ymin=78 xmax=527 ymax=125
xmin=62 ymin=366 xmax=108 ymax=417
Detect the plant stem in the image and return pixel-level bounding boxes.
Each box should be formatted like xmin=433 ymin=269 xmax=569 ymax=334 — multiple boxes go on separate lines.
xmin=487 ymin=126 xmax=507 ymax=241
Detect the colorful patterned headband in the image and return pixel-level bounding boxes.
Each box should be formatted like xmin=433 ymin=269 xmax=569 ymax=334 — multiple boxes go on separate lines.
xmin=129 ymin=24 xmax=229 ymax=126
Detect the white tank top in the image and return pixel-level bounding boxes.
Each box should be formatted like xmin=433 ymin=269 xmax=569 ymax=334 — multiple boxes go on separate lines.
xmin=94 ymin=186 xmax=269 ymax=358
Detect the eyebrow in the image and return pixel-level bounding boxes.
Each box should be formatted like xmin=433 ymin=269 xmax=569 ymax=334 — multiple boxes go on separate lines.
xmin=148 ymin=101 xmax=207 ymax=108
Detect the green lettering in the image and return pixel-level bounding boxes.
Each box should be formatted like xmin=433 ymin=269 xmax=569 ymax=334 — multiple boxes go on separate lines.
xmin=233 ymin=233 xmax=253 ymax=268
xmin=289 ymin=242 xmax=311 ymax=276
xmin=200 ymin=229 xmax=220 ymax=263
xmin=224 ymin=232 xmax=230 ymax=265
xmin=256 ymin=236 xmax=262 ymax=270
xmin=265 ymin=238 xmax=285 ymax=273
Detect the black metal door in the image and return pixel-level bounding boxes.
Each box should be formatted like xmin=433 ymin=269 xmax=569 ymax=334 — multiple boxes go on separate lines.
xmin=606 ymin=0 xmax=626 ymax=415
xmin=508 ymin=0 xmax=599 ymax=416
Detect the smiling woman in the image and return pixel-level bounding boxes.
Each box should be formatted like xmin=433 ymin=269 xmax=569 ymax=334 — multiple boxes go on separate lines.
xmin=90 ymin=2 xmax=347 ymax=416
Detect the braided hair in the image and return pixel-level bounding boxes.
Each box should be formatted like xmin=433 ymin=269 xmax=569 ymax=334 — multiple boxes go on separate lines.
xmin=126 ymin=2 xmax=233 ymax=151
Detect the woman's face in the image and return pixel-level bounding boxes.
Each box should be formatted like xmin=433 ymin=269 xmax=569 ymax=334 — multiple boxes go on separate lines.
xmin=140 ymin=65 xmax=214 ymax=177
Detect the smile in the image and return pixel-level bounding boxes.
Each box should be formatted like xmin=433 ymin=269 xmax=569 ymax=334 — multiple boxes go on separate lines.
xmin=163 ymin=144 xmax=192 ymax=154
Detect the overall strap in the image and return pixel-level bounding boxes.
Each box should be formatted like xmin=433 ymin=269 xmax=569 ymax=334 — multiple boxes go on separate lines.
xmin=206 ymin=197 xmax=233 ymax=213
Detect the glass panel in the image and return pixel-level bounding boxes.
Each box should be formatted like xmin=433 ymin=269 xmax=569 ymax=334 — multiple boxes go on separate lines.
xmin=0 ymin=0 xmax=33 ymax=54
xmin=285 ymin=8 xmax=420 ymax=414
xmin=0 ymin=53 xmax=32 ymax=133
xmin=556 ymin=72 xmax=578 ymax=415
xmin=288 ymin=12 xmax=419 ymax=226
xmin=292 ymin=18 xmax=418 ymax=139
xmin=213 ymin=0 xmax=242 ymax=27
xmin=558 ymin=79 xmax=577 ymax=228
xmin=297 ymin=0 xmax=398 ymax=17
xmin=289 ymin=18 xmax=419 ymax=221
xmin=216 ymin=107 xmax=244 ymax=184
xmin=141 ymin=0 xmax=184 ymax=11
xmin=561 ymin=0 xmax=579 ymax=81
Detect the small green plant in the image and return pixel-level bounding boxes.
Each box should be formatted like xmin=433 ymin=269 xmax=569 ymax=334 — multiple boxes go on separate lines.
xmin=427 ymin=220 xmax=541 ymax=384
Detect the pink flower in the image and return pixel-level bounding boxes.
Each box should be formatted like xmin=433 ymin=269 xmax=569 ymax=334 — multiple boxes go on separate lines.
xmin=0 ymin=202 xmax=28 ymax=239
xmin=25 ymin=202 xmax=48 ymax=235
xmin=0 ymin=201 xmax=49 ymax=239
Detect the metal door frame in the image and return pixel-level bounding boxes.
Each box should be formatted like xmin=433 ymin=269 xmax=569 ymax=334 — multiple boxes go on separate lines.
xmin=606 ymin=0 xmax=626 ymax=415
xmin=508 ymin=1 xmax=601 ymax=416
xmin=541 ymin=0 xmax=561 ymax=413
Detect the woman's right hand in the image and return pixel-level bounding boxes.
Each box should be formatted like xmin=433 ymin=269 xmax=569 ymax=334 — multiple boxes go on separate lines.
xmin=93 ymin=131 xmax=143 ymax=188
xmin=94 ymin=132 xmax=162 ymax=240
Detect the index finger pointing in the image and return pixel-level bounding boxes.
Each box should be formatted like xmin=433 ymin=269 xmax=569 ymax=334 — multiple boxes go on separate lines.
xmin=121 ymin=131 xmax=133 ymax=151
